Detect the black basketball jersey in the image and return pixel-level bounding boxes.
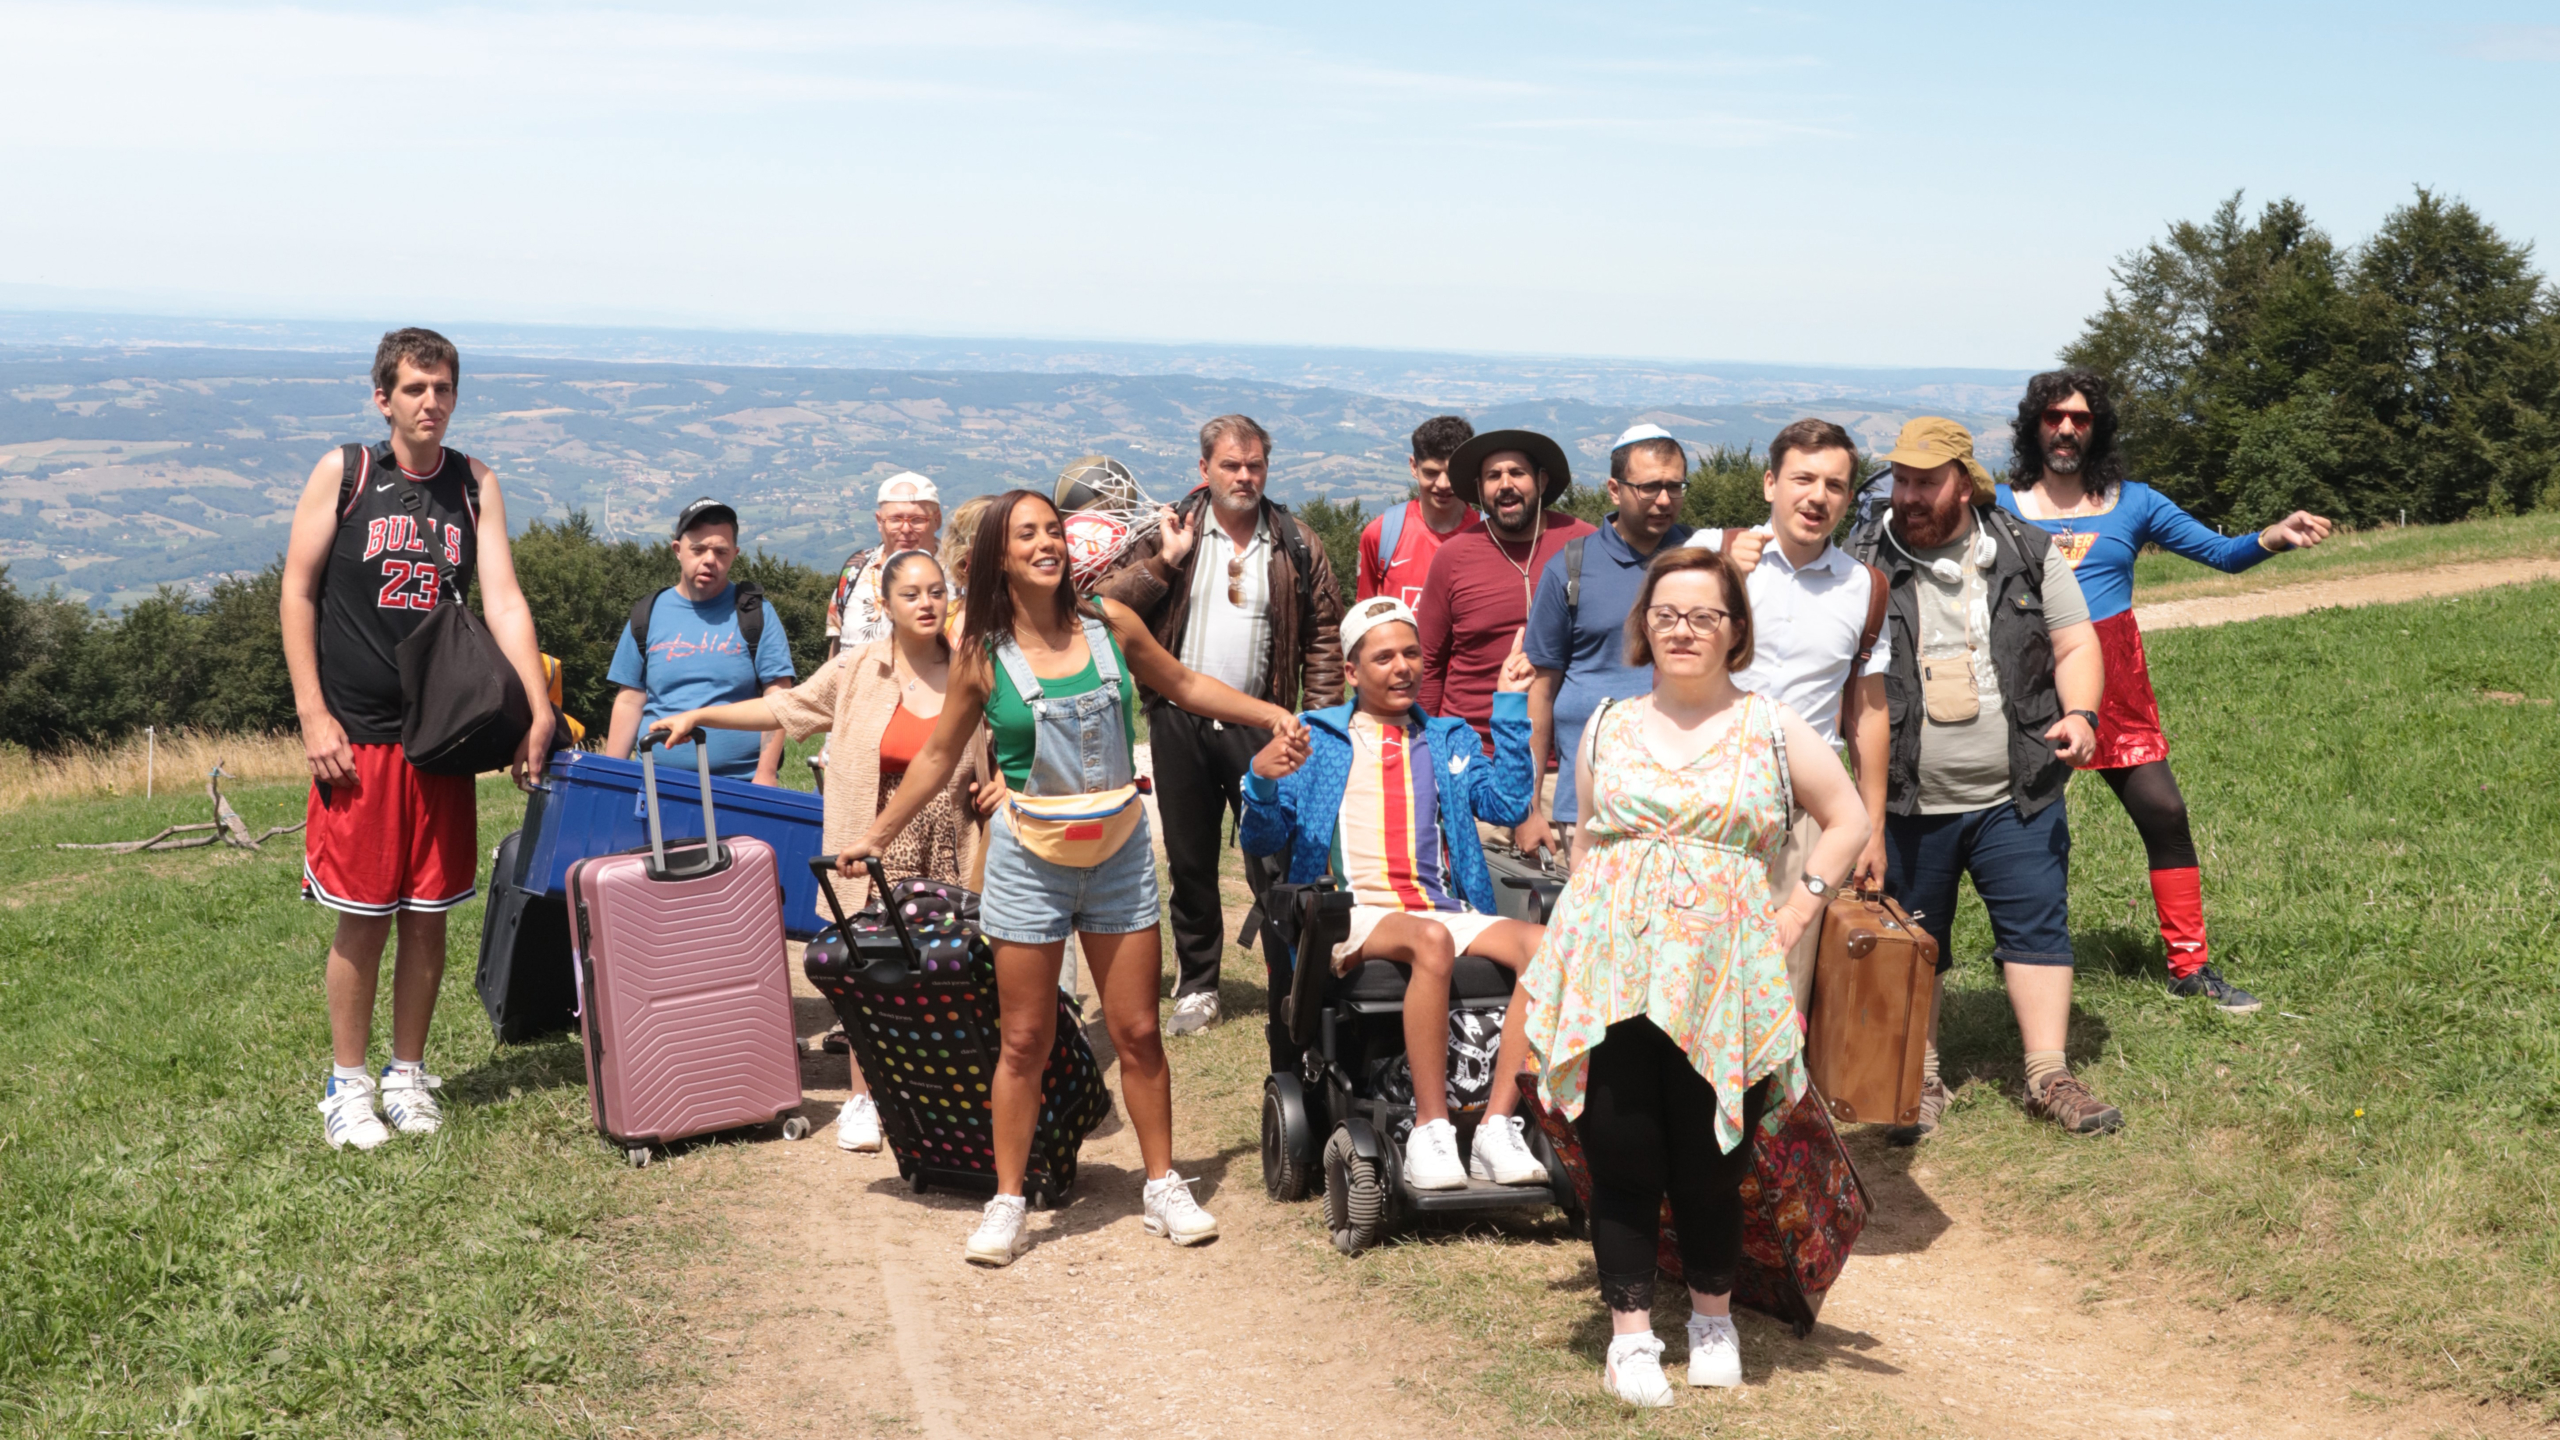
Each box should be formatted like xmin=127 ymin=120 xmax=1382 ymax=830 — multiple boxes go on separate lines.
xmin=317 ymin=442 xmax=482 ymax=744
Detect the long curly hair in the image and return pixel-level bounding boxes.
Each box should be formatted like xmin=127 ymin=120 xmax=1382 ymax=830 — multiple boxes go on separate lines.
xmin=2009 ymin=367 xmax=2127 ymax=494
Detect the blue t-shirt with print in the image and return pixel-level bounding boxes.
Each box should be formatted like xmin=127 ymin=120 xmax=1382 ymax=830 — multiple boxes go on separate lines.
xmin=606 ymin=584 xmax=797 ymax=778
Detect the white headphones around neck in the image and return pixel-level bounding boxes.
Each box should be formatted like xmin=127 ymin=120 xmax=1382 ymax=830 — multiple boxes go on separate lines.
xmin=1881 ymin=510 xmax=1994 ymax=584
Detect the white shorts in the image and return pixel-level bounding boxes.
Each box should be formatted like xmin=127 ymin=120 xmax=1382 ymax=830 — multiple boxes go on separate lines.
xmin=1333 ymin=905 xmax=1512 ymax=971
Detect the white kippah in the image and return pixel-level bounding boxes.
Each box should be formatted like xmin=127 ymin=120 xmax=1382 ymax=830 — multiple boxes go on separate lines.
xmin=1611 ymin=423 xmax=1678 ymax=451
xmin=1340 ymin=595 xmax=1418 ymax=659
xmin=876 ymin=471 xmax=940 ymax=505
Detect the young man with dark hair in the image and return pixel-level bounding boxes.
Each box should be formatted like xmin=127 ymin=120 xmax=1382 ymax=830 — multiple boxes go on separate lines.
xmin=1357 ymin=415 xmax=1481 ymax=607
xmin=281 ymin=327 xmax=554 ymax=1151
xmin=1098 ymin=414 xmax=1345 ymax=1036
xmin=1414 ymin=429 xmax=1596 ymax=752
xmin=1516 ymin=424 xmax=1694 ymax=864
xmin=601 ymin=498 xmax=798 ymax=783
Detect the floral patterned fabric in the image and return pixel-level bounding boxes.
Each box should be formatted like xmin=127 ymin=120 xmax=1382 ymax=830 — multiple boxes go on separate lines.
xmin=1518 ymin=692 xmax=1807 ymax=1154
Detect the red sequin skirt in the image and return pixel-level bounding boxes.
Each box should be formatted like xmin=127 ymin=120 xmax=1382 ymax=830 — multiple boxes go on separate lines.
xmin=2087 ymin=610 xmax=2169 ymax=771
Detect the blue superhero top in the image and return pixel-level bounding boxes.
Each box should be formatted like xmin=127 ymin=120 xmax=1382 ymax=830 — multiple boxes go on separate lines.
xmin=1994 ymin=480 xmax=2272 ymax=622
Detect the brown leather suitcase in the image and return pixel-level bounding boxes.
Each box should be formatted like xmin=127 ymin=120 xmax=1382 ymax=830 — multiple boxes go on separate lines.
xmin=1803 ymin=888 xmax=1938 ymax=1126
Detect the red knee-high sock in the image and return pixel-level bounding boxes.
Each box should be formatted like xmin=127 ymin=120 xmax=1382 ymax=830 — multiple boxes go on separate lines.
xmin=2149 ymin=867 xmax=2209 ymax=979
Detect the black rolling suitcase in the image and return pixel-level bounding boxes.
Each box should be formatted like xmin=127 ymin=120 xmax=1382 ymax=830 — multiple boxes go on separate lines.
xmin=801 ymin=858 xmax=1109 ymax=1209
xmin=475 ymin=828 xmax=578 ymax=1042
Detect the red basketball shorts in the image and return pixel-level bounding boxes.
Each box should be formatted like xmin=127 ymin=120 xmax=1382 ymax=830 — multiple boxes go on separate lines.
xmin=302 ymin=743 xmax=478 ymax=915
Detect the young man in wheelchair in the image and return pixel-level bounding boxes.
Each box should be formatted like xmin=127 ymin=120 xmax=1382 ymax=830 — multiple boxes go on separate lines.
xmin=1240 ymin=596 xmax=1551 ymax=1190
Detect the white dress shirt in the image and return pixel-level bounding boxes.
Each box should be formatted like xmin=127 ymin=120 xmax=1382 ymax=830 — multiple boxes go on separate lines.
xmin=1180 ymin=516 xmax=1271 ymax=698
xmin=1698 ymin=527 xmax=1893 ymax=749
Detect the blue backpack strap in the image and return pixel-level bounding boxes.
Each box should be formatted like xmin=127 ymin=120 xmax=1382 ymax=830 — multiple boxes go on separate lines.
xmin=1377 ymin=502 xmax=1408 ymax=573
xmin=990 ymin=633 xmax=1044 ymax=701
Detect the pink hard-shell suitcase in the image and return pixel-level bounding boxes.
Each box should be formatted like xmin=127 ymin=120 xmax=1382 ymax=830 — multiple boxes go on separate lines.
xmin=569 ymin=734 xmax=807 ymax=1165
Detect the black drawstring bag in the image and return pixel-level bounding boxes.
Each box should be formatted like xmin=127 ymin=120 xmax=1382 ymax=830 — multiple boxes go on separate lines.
xmin=395 ymin=558 xmax=532 ymax=775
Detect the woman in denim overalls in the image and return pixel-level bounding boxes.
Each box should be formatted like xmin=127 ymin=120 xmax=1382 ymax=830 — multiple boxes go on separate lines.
xmin=853 ymin=490 xmax=1310 ymax=1267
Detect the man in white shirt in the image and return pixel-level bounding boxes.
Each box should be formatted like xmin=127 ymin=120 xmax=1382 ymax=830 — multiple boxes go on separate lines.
xmin=825 ymin=471 xmax=943 ymax=656
xmin=1690 ymin=418 xmax=1891 ymax=1007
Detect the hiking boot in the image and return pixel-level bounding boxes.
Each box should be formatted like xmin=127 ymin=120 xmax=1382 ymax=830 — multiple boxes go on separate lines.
xmin=2026 ymin=1072 xmax=2123 ymax=1135
xmin=1686 ymin=1312 xmax=1742 ymax=1388
xmin=2168 ymin=964 xmax=2263 ymax=1014
xmin=1404 ymin=1118 xmax=1467 ymax=1191
xmin=1166 ymin=992 xmax=1219 ymax=1036
xmin=965 ymin=1194 xmax=1030 ymax=1267
xmin=377 ymin=1065 xmax=444 ymax=1137
xmin=836 ymin=1093 xmax=882 ymax=1152
xmin=1142 ymin=1171 xmax=1218 ymax=1245
xmin=1603 ymin=1332 xmax=1675 ymax=1408
xmin=1467 ymin=1113 xmax=1551 ymax=1186
xmin=1886 ymin=1075 xmax=1950 ymax=1147
xmin=318 ymin=1075 xmax=391 ymax=1152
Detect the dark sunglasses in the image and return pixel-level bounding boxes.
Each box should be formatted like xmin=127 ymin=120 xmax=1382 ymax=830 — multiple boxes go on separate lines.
xmin=2040 ymin=408 xmax=2095 ymax=430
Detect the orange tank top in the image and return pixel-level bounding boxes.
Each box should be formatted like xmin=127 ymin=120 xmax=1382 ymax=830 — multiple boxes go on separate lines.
xmin=878 ymin=701 xmax=935 ymax=776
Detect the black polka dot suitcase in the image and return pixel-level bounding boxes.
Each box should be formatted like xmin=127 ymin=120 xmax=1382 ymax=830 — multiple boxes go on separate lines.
xmin=802 ymin=858 xmax=1108 ymax=1210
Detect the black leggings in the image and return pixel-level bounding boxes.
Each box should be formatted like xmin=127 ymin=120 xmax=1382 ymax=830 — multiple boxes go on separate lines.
xmin=1575 ymin=1018 xmax=1769 ymax=1313
xmin=2098 ymin=760 xmax=2198 ymax=871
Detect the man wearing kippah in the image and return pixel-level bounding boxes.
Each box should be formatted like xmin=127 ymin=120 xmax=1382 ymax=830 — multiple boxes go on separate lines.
xmin=826 ymin=471 xmax=944 ymax=656
xmin=1240 ymin=596 xmax=1552 ymax=1193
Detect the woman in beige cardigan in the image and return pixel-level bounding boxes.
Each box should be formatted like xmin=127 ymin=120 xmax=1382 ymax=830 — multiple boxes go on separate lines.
xmin=652 ymin=548 xmax=998 ymax=1151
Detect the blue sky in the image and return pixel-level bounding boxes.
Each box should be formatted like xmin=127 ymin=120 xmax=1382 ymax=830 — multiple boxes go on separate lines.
xmin=3 ymin=1 xmax=2554 ymax=368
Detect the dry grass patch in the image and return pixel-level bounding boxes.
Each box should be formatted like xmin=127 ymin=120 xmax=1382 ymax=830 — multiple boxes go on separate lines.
xmin=0 ymin=729 xmax=309 ymax=810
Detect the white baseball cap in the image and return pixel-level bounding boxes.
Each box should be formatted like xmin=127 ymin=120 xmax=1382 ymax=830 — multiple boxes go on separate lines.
xmin=1341 ymin=595 xmax=1419 ymax=659
xmin=876 ymin=471 xmax=940 ymax=505
xmin=1611 ymin=423 xmax=1679 ymax=451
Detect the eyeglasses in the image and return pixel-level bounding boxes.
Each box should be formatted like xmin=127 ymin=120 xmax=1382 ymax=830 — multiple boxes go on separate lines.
xmin=2040 ymin=408 xmax=2094 ymax=431
xmin=1645 ymin=605 xmax=1733 ymax=635
xmin=1617 ymin=480 xmax=1688 ymax=499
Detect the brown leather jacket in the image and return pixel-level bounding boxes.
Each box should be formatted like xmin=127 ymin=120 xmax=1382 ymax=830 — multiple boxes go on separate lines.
xmin=1097 ymin=489 xmax=1345 ymax=713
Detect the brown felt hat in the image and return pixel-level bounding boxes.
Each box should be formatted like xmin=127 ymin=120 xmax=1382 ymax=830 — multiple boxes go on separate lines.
xmin=1447 ymin=428 xmax=1573 ymax=508
xmin=1881 ymin=417 xmax=1994 ymax=500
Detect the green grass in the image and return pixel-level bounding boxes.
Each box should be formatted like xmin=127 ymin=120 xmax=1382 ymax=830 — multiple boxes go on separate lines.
xmin=0 ymin=776 xmax=722 ymax=1437
xmin=2130 ymin=508 xmax=2560 ymax=596
xmin=1931 ymin=579 xmax=2560 ymax=1403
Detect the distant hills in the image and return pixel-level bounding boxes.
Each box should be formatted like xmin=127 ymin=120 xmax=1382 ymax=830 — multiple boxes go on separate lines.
xmin=0 ymin=312 xmax=2031 ymax=607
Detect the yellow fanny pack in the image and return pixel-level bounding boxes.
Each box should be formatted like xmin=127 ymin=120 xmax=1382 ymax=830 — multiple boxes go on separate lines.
xmin=1003 ymin=785 xmax=1146 ymax=868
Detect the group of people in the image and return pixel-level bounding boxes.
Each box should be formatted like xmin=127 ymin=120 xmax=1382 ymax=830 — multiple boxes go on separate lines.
xmin=284 ymin=327 xmax=2332 ymax=1403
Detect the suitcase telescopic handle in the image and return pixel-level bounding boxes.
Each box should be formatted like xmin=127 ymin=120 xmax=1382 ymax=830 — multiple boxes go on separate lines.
xmin=638 ymin=729 xmax=726 ymax=881
xmin=807 ymin=855 xmax=855 ymax=936
xmin=859 ymin=855 xmax=922 ymax=963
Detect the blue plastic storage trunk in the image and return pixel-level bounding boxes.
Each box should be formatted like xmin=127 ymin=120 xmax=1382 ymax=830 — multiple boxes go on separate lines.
xmin=521 ymin=750 xmax=830 ymax=938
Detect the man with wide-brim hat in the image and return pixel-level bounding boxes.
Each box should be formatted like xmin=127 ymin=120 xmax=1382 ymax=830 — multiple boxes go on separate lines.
xmin=1414 ymin=428 xmax=1596 ymax=753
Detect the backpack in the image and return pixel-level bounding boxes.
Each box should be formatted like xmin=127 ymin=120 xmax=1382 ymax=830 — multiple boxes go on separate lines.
xmin=625 ymin=582 xmax=766 ymax=688
xmin=1375 ymin=501 xmax=1409 ymax=576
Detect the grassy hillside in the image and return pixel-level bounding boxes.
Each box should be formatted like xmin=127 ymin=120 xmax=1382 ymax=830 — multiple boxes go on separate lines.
xmin=2131 ymin=509 xmax=2560 ymax=598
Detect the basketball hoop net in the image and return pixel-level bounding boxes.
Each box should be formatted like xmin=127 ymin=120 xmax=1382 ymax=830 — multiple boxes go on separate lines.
xmin=1053 ymin=455 xmax=1169 ymax=592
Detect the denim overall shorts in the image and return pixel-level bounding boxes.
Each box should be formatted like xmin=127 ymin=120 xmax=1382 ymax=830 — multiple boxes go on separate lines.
xmin=977 ymin=616 xmax=1161 ymax=945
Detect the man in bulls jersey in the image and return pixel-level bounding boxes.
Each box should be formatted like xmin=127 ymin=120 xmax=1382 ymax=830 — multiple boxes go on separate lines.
xmin=280 ymin=328 xmax=554 ymax=1152
xmin=1355 ymin=415 xmax=1481 ymax=608
xmin=1240 ymin=598 xmax=1551 ymax=1193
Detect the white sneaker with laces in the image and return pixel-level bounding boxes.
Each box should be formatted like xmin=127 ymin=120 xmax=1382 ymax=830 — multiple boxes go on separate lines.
xmin=1686 ymin=1312 xmax=1742 ymax=1388
xmin=1466 ymin=1113 xmax=1550 ymax=1186
xmin=836 ymin=1093 xmax=883 ymax=1152
xmin=319 ymin=1075 xmax=391 ymax=1151
xmin=965 ymin=1194 xmax=1030 ymax=1267
xmin=1603 ymin=1331 xmax=1675 ymax=1408
xmin=378 ymin=1066 xmax=444 ymax=1137
xmin=1141 ymin=1171 xmax=1218 ymax=1245
xmin=1166 ymin=992 xmax=1219 ymax=1036
xmin=1403 ymin=1118 xmax=1468 ymax=1190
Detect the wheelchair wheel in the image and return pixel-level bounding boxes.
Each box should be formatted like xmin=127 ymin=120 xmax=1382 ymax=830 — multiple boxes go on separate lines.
xmin=1322 ymin=1127 xmax=1388 ymax=1256
xmin=1261 ymin=1075 xmax=1315 ymax=1202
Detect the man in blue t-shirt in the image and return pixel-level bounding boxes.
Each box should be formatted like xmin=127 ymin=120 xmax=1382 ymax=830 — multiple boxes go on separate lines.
xmin=602 ymin=498 xmax=796 ymax=783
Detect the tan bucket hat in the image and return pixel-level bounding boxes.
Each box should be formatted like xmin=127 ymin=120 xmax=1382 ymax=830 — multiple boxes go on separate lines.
xmin=1880 ymin=417 xmax=1994 ymax=500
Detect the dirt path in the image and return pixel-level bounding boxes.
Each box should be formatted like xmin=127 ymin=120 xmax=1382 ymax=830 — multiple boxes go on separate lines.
xmin=2132 ymin=556 xmax=2560 ymax=631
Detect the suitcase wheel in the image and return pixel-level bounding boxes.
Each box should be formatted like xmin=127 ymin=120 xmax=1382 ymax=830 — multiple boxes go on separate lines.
xmin=911 ymin=1173 xmax=929 ymax=1195
xmin=781 ymin=1117 xmax=811 ymax=1141
xmin=626 ymin=1146 xmax=653 ymax=1169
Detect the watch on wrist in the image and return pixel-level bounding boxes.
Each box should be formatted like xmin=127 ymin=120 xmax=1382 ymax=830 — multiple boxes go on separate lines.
xmin=2067 ymin=708 xmax=2099 ymax=730
xmin=1800 ymin=873 xmax=1831 ymax=901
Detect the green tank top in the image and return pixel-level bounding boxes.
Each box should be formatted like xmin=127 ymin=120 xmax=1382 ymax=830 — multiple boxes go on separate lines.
xmin=983 ymin=632 xmax=1139 ymax=789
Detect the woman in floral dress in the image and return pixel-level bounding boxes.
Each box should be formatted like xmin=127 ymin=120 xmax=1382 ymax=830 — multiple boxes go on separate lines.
xmin=1519 ymin=545 xmax=1869 ymax=1407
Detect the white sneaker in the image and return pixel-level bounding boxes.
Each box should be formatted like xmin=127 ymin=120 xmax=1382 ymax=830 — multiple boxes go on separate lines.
xmin=1142 ymin=1171 xmax=1219 ymax=1245
xmin=1603 ymin=1332 xmax=1675 ymax=1408
xmin=1467 ymin=1113 xmax=1550 ymax=1186
xmin=1686 ymin=1312 xmax=1743 ymax=1388
xmin=965 ymin=1194 xmax=1030 ymax=1267
xmin=378 ymin=1065 xmax=444 ymax=1137
xmin=1403 ymin=1118 xmax=1468 ymax=1191
xmin=1166 ymin=992 xmax=1219 ymax=1036
xmin=319 ymin=1075 xmax=391 ymax=1151
xmin=836 ymin=1093 xmax=883 ymax=1152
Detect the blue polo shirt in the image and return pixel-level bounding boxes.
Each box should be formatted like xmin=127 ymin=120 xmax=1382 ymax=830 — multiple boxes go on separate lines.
xmin=606 ymin=583 xmax=797 ymax=778
xmin=1523 ymin=515 xmax=1692 ymax=822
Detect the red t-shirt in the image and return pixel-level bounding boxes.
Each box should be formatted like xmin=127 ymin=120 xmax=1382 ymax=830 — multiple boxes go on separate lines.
xmin=1414 ymin=511 xmax=1596 ymax=749
xmin=1357 ymin=501 xmax=1483 ymax=609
